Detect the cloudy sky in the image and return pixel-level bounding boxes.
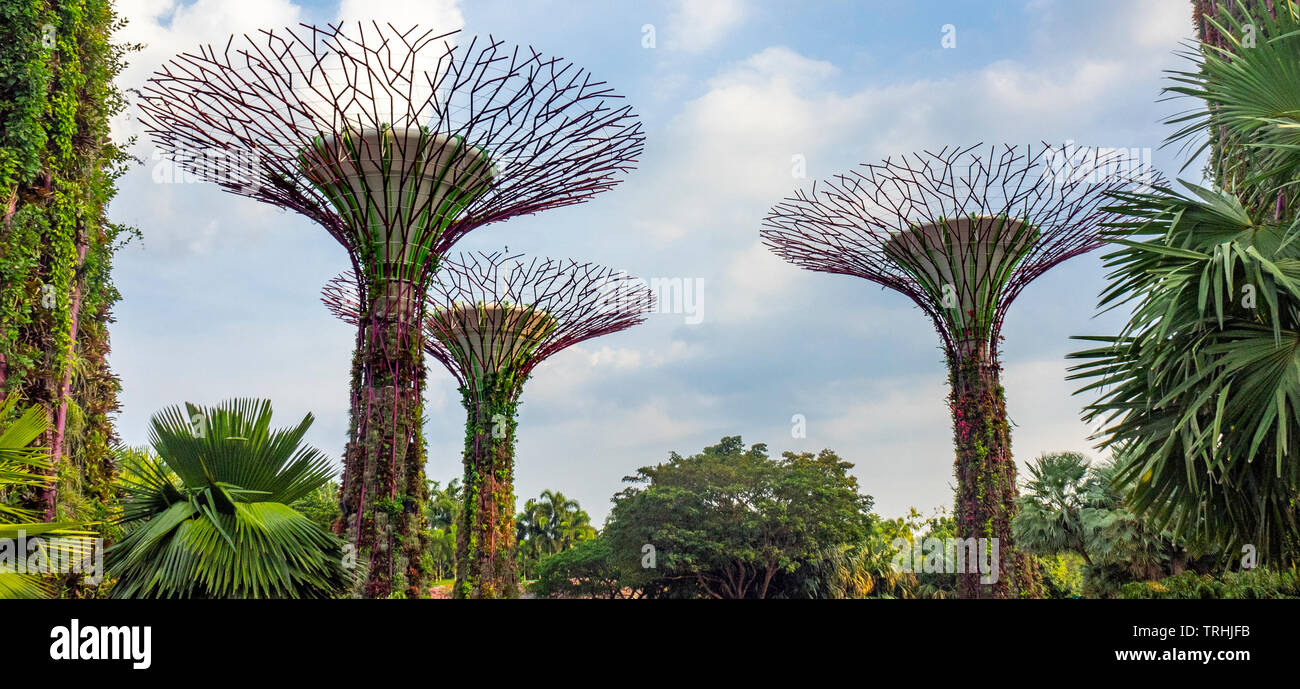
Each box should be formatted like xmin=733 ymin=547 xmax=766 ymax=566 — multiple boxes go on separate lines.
xmin=107 ymin=0 xmax=1201 ymax=522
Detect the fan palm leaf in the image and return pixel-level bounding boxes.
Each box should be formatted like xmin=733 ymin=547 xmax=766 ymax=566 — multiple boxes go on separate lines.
xmin=105 ymin=399 xmax=350 ymax=598
xmin=1070 ymin=181 xmax=1300 ymax=560
xmin=1166 ymin=1 xmax=1300 ymax=202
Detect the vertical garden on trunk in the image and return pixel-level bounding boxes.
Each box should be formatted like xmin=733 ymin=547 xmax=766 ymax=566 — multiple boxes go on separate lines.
xmin=0 ymin=0 xmax=132 ymax=565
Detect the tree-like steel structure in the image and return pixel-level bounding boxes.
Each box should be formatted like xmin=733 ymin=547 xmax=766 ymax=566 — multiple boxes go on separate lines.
xmin=324 ymin=252 xmax=655 ymax=597
xmin=761 ymin=143 xmax=1152 ymax=597
xmin=138 ymin=23 xmax=644 ymax=597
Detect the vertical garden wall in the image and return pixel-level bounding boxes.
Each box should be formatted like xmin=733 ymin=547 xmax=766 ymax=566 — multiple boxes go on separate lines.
xmin=0 ymin=0 xmax=131 ymax=536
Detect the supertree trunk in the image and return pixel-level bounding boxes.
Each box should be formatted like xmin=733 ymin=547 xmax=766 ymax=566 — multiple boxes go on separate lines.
xmin=454 ymin=377 xmax=521 ymax=599
xmin=342 ymin=283 xmax=430 ymax=598
xmin=327 ymin=255 xmax=656 ymax=598
xmin=948 ymin=344 xmax=1037 ymax=598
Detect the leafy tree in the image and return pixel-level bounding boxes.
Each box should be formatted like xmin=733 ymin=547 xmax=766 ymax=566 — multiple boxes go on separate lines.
xmin=424 ymin=479 xmax=462 ymax=581
xmin=604 ymin=437 xmax=873 ymax=599
xmin=105 ymin=399 xmax=351 ymax=598
xmin=531 ymin=536 xmax=627 ymax=599
xmin=290 ymin=481 xmax=341 ymax=532
xmin=1071 ymin=2 xmax=1300 ymax=563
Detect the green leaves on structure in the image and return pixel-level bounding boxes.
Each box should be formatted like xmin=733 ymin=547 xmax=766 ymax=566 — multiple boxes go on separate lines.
xmin=300 ymin=123 xmax=495 ymax=283
xmin=0 ymin=0 xmax=135 ymax=521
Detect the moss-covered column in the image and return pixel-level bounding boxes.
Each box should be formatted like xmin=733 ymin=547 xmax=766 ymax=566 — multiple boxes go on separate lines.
xmin=454 ymin=371 xmax=520 ymax=599
xmin=340 ymin=280 xmax=430 ymax=598
xmin=948 ymin=342 xmax=1040 ymax=598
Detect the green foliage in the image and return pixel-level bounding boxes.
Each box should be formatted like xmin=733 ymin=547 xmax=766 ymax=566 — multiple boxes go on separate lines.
xmin=1013 ymin=452 xmax=1209 ymax=597
xmin=424 ymin=478 xmax=461 ymax=581
xmin=1071 ymin=0 xmax=1300 ymax=566
xmin=604 ymin=436 xmax=874 ymax=599
xmin=291 ymin=481 xmax=341 ymax=531
xmin=0 ymin=0 xmax=137 ymax=544
xmin=105 ymin=399 xmax=351 ymax=598
xmin=0 ymin=393 xmax=88 ymax=598
xmin=1117 ymin=568 xmax=1300 ymax=599
xmin=1038 ymin=553 xmax=1085 ymax=599
xmin=1070 ymin=181 xmax=1300 ymax=560
xmin=530 ymin=536 xmax=626 ymax=599
xmin=516 ymin=489 xmax=596 ymax=580
xmin=1168 ymin=1 xmax=1300 ymax=206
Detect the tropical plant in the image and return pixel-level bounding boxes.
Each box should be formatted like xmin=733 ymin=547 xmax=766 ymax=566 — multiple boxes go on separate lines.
xmin=0 ymin=394 xmax=90 ymax=598
xmin=1070 ymin=181 xmax=1300 ymax=560
xmin=1173 ymin=1 xmax=1300 ymax=208
xmin=1118 ymin=568 xmax=1300 ymax=599
xmin=290 ymin=481 xmax=341 ymax=532
xmin=1071 ymin=2 xmax=1300 ymax=564
xmin=424 ymin=478 xmax=462 ymax=582
xmin=105 ymin=399 xmax=351 ymax=598
xmin=1012 ymin=452 xmax=1210 ymax=596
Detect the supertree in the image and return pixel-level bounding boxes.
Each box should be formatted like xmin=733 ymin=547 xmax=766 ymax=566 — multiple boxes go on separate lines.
xmin=137 ymin=23 xmax=644 ymax=597
xmin=324 ymin=252 xmax=655 ymax=597
xmin=761 ymin=143 xmax=1152 ymax=598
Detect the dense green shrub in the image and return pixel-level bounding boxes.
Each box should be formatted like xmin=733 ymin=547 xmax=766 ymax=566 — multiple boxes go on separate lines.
xmin=530 ymin=537 xmax=626 ymax=599
xmin=1118 ymin=570 xmax=1300 ymax=599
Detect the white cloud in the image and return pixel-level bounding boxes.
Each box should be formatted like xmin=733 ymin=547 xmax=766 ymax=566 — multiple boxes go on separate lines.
xmin=336 ymin=0 xmax=463 ymax=30
xmin=667 ymin=0 xmax=746 ymax=52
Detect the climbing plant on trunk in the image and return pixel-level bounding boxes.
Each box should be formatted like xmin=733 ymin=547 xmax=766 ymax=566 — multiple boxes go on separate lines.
xmin=0 ymin=0 xmax=133 ymax=550
xmin=325 ymin=253 xmax=655 ymax=597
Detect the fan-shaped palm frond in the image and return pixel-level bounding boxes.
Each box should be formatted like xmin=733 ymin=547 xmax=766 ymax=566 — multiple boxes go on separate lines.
xmin=1166 ymin=1 xmax=1300 ymax=198
xmin=1070 ymin=182 xmax=1300 ymax=561
xmin=106 ymin=399 xmax=350 ymax=598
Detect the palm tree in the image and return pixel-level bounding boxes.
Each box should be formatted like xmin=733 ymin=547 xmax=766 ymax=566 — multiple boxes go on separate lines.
xmin=1013 ymin=453 xmax=1205 ymax=596
xmin=1070 ymin=1 xmax=1300 ymax=565
xmin=0 ymin=394 xmax=90 ymax=598
xmin=105 ymin=399 xmax=351 ymax=598
xmin=1013 ymin=453 xmax=1095 ymax=561
xmin=425 ymin=479 xmax=462 ymax=581
xmin=515 ymin=490 xmax=595 ymax=578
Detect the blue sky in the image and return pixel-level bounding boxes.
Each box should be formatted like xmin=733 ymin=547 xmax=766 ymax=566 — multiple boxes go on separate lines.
xmin=107 ymin=0 xmax=1200 ymax=522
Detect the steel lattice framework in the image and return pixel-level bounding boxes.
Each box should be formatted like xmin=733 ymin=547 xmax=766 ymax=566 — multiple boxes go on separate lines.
xmin=139 ymin=22 xmax=644 ymax=598
xmin=762 ymin=143 xmax=1151 ymax=357
xmin=139 ymin=22 xmax=645 ymax=291
xmin=323 ymin=253 xmax=654 ymax=597
xmin=762 ymin=142 xmax=1154 ymax=598
xmin=322 ymin=253 xmax=655 ymax=387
